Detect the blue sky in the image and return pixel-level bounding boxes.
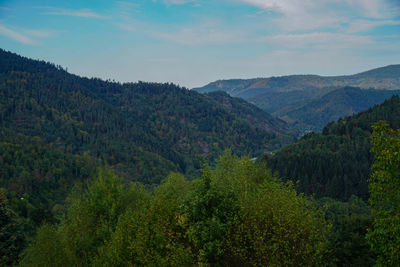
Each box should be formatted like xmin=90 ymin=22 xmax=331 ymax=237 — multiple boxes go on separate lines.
xmin=0 ymin=0 xmax=399 ymax=88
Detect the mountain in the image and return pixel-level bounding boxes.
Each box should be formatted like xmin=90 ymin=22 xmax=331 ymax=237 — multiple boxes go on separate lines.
xmin=206 ymin=91 xmax=297 ymax=136
xmin=193 ymin=65 xmax=400 ymax=132
xmin=283 ymin=87 xmax=400 ymax=131
xmin=0 ymin=49 xmax=296 ymax=222
xmin=262 ymin=95 xmax=400 ymax=201
xmin=194 ymin=65 xmax=400 ymax=96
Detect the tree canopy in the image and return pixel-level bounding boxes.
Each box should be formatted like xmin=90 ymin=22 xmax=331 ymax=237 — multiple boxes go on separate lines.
xmin=20 ymin=152 xmax=330 ymax=266
xmin=367 ymin=121 xmax=400 ymax=266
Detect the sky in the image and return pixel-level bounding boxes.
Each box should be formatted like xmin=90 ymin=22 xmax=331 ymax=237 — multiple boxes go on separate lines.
xmin=0 ymin=0 xmax=399 ymax=88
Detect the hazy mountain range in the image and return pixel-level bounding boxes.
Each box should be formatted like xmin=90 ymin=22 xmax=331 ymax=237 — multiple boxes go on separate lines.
xmin=194 ymin=65 xmax=400 ymax=132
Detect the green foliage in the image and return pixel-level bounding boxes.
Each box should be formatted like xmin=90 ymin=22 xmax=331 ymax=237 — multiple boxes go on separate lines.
xmin=367 ymin=121 xmax=400 ymax=266
xmin=0 ymin=192 xmax=25 ymax=266
xmin=20 ymin=168 xmax=142 ymax=266
xmin=60 ymin=168 xmax=135 ymax=265
xmin=181 ymin=152 xmax=328 ymax=266
xmin=0 ymin=138 xmax=97 ymax=218
xmin=21 ymin=153 xmax=330 ymax=266
xmin=19 ymin=224 xmax=68 ymax=267
xmin=215 ymin=155 xmax=329 ymax=266
xmin=319 ymin=196 xmax=375 ymax=266
xmin=95 ymin=173 xmax=193 ymax=266
xmin=184 ymin=162 xmax=240 ymax=265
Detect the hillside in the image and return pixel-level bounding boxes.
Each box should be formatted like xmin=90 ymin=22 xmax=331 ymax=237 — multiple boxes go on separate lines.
xmin=194 ymin=65 xmax=400 ymax=132
xmin=0 ymin=49 xmax=296 ymax=223
xmin=262 ymin=95 xmax=400 ymax=201
xmin=284 ymin=87 xmax=400 ymax=132
xmin=206 ymin=91 xmax=297 ymax=136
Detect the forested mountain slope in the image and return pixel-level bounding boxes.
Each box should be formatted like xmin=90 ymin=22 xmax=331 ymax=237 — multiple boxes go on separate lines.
xmin=206 ymin=91 xmax=297 ymax=136
xmin=262 ymin=95 xmax=400 ymax=201
xmin=0 ymin=49 xmax=296 ymax=225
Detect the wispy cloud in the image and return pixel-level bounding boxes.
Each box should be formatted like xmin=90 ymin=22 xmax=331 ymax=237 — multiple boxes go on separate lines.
xmin=346 ymin=19 xmax=400 ymax=33
xmin=165 ymin=0 xmax=196 ymax=4
xmin=261 ymin=32 xmax=373 ymax=49
xmin=117 ymin=17 xmax=247 ymax=45
xmin=115 ymin=22 xmax=137 ymax=32
xmin=153 ymin=23 xmax=245 ymax=45
xmin=344 ymin=0 xmax=386 ymax=19
xmin=0 ymin=24 xmax=56 ymax=45
xmin=23 ymin=29 xmax=54 ymax=38
xmin=238 ymin=0 xmax=341 ymax=31
xmin=238 ymin=0 xmax=398 ymax=31
xmin=0 ymin=24 xmax=36 ymax=45
xmin=41 ymin=7 xmax=111 ymax=19
xmin=162 ymin=0 xmax=197 ymax=5
xmin=116 ymin=7 xmax=245 ymax=46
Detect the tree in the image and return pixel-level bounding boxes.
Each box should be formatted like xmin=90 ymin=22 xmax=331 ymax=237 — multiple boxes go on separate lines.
xmin=20 ymin=168 xmax=136 ymax=266
xmin=367 ymin=121 xmax=400 ymax=266
xmin=320 ymin=196 xmax=375 ymax=266
xmin=19 ymin=224 xmax=68 ymax=267
xmin=185 ymin=151 xmax=330 ymax=266
xmin=94 ymin=173 xmax=193 ymax=266
xmin=0 ymin=191 xmax=25 ymax=266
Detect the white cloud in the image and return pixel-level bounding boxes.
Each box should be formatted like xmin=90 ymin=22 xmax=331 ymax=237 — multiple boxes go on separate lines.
xmin=0 ymin=24 xmax=56 ymax=45
xmin=42 ymin=8 xmax=111 ymax=19
xmin=151 ymin=22 xmax=246 ymax=45
xmin=115 ymin=22 xmax=137 ymax=32
xmin=0 ymin=25 xmax=36 ymax=45
xmin=238 ymin=0 xmax=398 ymax=31
xmin=23 ymin=29 xmax=54 ymax=38
xmin=148 ymin=0 xmax=197 ymax=5
xmin=239 ymin=0 xmax=341 ymax=31
xmin=344 ymin=0 xmax=384 ymax=19
xmin=116 ymin=15 xmax=246 ymax=45
xmin=261 ymin=32 xmax=373 ymax=49
xmin=163 ymin=0 xmax=197 ymax=4
xmin=346 ymin=19 xmax=400 ymax=33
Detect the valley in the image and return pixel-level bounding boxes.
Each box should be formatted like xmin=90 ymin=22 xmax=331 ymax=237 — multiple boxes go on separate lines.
xmin=1 ymin=49 xmax=399 ymax=266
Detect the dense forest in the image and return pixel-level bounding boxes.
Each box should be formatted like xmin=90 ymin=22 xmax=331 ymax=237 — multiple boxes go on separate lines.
xmin=0 ymin=49 xmax=294 ymax=185
xmin=263 ymin=95 xmax=400 ymax=201
xmin=1 ymin=50 xmax=399 ymax=266
xmin=0 ymin=48 xmax=297 ymax=243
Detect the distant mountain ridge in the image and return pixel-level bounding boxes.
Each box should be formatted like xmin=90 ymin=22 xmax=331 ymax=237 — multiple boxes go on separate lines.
xmin=282 ymin=87 xmax=400 ymax=131
xmin=194 ymin=65 xmax=400 ymax=96
xmin=194 ymin=65 xmax=400 ymax=132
